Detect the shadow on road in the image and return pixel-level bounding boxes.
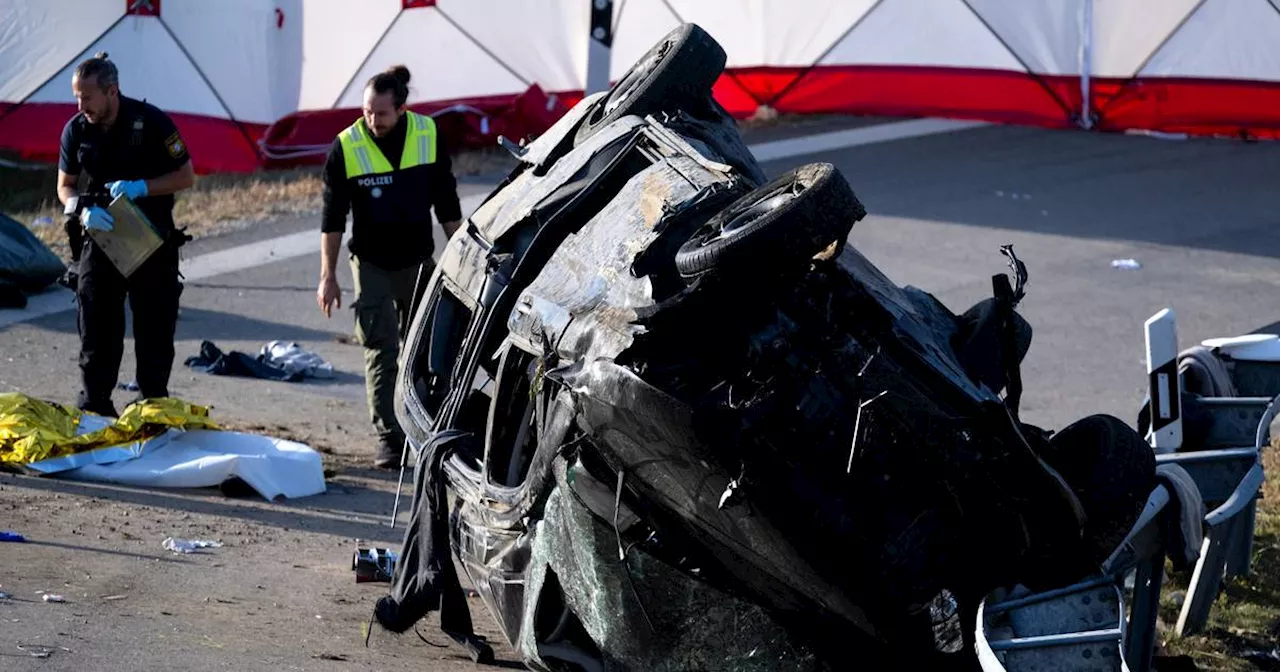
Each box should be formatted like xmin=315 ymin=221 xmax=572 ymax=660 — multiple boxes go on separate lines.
xmin=1 ymin=473 xmax=406 ymax=545
xmin=175 ymin=308 xmax=343 ymax=344
xmin=184 ymin=283 xmax=314 ymax=292
xmin=20 ymin=538 xmax=196 ymax=564
xmin=769 ymin=125 xmax=1280 ymax=260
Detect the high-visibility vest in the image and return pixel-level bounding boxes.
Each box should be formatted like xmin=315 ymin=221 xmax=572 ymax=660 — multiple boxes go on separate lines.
xmin=338 ymin=112 xmax=438 ymax=178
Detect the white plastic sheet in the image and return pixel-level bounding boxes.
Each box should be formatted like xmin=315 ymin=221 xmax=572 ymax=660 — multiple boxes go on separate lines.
xmin=47 ymin=429 xmax=326 ymax=501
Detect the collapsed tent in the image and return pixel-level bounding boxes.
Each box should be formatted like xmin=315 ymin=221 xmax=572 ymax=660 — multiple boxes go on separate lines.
xmin=0 ymin=212 xmax=66 ymax=308
xmin=0 ymin=393 xmax=326 ymax=500
xmin=3 ymin=0 xmax=1279 ymax=174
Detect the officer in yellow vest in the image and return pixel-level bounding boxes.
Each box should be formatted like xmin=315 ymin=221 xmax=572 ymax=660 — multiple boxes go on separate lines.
xmin=317 ymin=65 xmax=462 ymax=468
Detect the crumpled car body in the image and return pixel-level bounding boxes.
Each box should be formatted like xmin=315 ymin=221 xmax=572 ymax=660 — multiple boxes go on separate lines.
xmin=385 ymin=23 xmax=1153 ymax=671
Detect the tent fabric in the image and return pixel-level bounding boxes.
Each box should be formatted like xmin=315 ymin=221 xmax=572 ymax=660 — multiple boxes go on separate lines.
xmin=3 ymin=0 xmax=1280 ymax=175
xmin=0 ymin=211 xmax=66 ymax=296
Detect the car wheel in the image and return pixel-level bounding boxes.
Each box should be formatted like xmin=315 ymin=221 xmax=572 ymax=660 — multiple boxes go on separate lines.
xmin=1042 ymin=414 xmax=1157 ymax=573
xmin=674 ymin=162 xmax=866 ymax=279
xmin=573 ymin=23 xmax=726 ymax=145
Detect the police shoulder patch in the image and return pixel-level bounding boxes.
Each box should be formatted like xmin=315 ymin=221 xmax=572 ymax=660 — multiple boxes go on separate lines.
xmin=165 ymin=131 xmax=186 ymax=158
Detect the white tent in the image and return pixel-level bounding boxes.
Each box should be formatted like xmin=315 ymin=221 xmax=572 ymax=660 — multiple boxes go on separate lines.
xmin=3 ymin=0 xmax=1279 ymax=173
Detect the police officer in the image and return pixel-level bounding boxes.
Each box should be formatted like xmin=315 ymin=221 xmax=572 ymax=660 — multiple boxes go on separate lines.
xmin=317 ymin=65 xmax=462 ymax=468
xmin=56 ymin=53 xmax=195 ymax=417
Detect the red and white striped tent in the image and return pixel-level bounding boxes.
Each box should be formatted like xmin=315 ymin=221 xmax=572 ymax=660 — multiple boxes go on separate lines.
xmin=3 ymin=0 xmax=1279 ymax=174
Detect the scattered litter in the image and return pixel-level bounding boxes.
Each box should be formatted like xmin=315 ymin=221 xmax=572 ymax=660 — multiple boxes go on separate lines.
xmin=0 ymin=592 xmax=9 ymax=599
xmin=260 ymin=341 xmax=335 ymax=379
xmin=42 ymin=594 xmax=65 ymax=603
xmin=1111 ymin=259 xmax=1142 ymax=270
xmin=30 ymin=216 xmax=53 ymax=227
xmin=314 ymin=653 xmax=349 ymax=661
xmin=17 ymin=643 xmax=54 ymax=658
xmin=1125 ymin=129 xmax=1188 ymax=141
xmin=163 ymin=537 xmax=224 ymax=554
xmin=116 ymin=380 xmax=140 ymax=392
xmin=315 ymin=614 xmax=323 ymax=620
xmin=102 ymin=594 xmax=127 ymax=601
xmin=0 ymin=531 xmax=25 ymax=542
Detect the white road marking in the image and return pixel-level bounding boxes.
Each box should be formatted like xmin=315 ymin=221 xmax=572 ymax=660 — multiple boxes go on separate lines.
xmin=0 ymin=118 xmax=987 ymax=329
xmin=749 ymin=118 xmax=988 ymax=163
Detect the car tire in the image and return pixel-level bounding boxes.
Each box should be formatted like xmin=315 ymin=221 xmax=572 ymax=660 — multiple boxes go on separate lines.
xmin=1041 ymin=414 xmax=1157 ymax=572
xmin=674 ymin=162 xmax=866 ymax=279
xmin=573 ymin=23 xmax=726 ymax=145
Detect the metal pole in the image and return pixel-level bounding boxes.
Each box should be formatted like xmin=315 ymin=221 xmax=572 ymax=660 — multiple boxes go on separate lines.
xmin=388 ymin=437 xmax=411 ymax=527
xmin=586 ymin=0 xmax=614 ymax=95
xmin=1079 ymin=0 xmax=1094 ymax=129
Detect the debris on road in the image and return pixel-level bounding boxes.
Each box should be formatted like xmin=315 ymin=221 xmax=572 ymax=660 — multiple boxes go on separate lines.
xmin=260 ymin=341 xmax=335 ymax=379
xmin=0 ymin=530 xmax=25 ymax=542
xmin=42 ymin=594 xmax=65 ymax=603
xmin=352 ymin=547 xmax=397 ymax=583
xmin=184 ymin=340 xmax=305 ymax=382
xmin=1112 ymin=258 xmax=1142 ymax=270
xmin=163 ymin=537 xmax=224 ymax=554
xmin=17 ymin=643 xmax=55 ymax=658
xmin=103 ymin=594 xmax=127 ymax=601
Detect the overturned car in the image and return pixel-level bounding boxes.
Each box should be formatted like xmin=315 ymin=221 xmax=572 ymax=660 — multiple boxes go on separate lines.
xmin=374 ymin=23 xmax=1155 ymax=671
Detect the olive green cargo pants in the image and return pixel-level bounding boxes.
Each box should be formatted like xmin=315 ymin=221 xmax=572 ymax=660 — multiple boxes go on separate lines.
xmin=350 ymin=255 xmax=431 ymax=447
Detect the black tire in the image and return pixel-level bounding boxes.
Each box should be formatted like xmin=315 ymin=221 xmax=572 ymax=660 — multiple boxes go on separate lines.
xmin=573 ymin=23 xmax=726 ymax=145
xmin=674 ymin=163 xmax=866 ymax=279
xmin=1041 ymin=415 xmax=1156 ymax=572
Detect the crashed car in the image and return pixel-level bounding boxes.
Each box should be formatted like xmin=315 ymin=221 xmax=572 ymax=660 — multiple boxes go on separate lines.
xmin=375 ymin=23 xmax=1155 ymax=671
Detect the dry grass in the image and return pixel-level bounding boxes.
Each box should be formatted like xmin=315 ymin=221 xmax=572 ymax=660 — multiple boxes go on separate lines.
xmin=1 ymin=145 xmax=518 ymax=262
xmin=1157 ymin=439 xmax=1280 ymax=670
xmin=2 ymin=163 xmax=325 ymax=261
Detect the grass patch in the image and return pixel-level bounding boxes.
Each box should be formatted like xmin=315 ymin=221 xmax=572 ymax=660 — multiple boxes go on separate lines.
xmin=1158 ymin=439 xmax=1280 ymax=670
xmin=1 ymin=144 xmax=518 ymax=262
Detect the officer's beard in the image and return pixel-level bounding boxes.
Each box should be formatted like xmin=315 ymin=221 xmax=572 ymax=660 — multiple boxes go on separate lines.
xmin=85 ymin=97 xmax=119 ymax=128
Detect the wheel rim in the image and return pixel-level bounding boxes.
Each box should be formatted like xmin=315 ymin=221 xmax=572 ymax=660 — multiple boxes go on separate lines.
xmin=711 ymin=188 xmax=797 ymax=243
xmin=588 ymin=38 xmax=672 ymax=127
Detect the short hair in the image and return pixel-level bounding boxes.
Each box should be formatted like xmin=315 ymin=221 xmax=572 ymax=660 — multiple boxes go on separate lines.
xmin=366 ymin=65 xmax=410 ymax=108
xmin=74 ymin=52 xmax=119 ymax=90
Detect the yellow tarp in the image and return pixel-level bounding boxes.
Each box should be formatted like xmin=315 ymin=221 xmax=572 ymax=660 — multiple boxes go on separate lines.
xmin=0 ymin=393 xmax=219 ymax=465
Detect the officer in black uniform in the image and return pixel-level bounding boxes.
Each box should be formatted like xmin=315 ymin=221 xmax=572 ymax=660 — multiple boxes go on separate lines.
xmin=56 ymin=53 xmax=195 ymax=417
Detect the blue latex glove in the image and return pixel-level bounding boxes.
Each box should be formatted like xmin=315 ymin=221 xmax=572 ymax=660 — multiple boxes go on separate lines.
xmin=107 ymin=179 xmax=148 ymax=200
xmin=80 ymin=206 xmax=115 ymax=232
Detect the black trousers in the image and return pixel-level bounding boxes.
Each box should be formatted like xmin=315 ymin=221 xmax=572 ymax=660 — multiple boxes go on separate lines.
xmin=75 ymin=238 xmax=181 ymax=414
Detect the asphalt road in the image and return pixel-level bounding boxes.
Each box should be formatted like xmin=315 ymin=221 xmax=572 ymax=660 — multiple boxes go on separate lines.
xmin=2 ymin=120 xmax=1278 ymax=669
xmin=9 ymin=124 xmax=1279 ymax=435
xmin=769 ymin=123 xmax=1280 ymax=432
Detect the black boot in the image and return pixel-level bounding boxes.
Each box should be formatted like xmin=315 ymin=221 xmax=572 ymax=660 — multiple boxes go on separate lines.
xmin=374 ymin=438 xmax=401 ymax=469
